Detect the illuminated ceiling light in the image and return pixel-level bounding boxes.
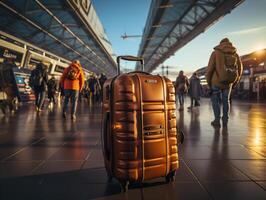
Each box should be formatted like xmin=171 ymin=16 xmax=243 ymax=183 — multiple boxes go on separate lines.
xmin=152 ymin=24 xmax=161 ymax=28
xmin=159 ymin=4 xmax=173 ymax=8
xmin=146 ymin=37 xmax=154 ymax=40
xmin=259 ymin=62 xmax=264 ymax=66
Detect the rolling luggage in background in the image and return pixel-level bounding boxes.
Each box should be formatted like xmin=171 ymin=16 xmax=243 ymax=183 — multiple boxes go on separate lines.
xmin=102 ymin=55 xmax=182 ymax=192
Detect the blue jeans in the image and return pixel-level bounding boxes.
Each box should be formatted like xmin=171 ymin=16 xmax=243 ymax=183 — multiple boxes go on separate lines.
xmin=211 ymin=86 xmax=232 ymax=123
xmin=177 ymin=93 xmax=185 ymax=106
xmin=63 ymin=89 xmax=79 ymax=115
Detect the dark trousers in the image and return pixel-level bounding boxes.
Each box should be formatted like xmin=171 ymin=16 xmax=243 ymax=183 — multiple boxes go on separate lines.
xmin=48 ymin=92 xmax=56 ymax=103
xmin=190 ymin=97 xmax=200 ymax=107
xmin=35 ymin=89 xmax=46 ymax=109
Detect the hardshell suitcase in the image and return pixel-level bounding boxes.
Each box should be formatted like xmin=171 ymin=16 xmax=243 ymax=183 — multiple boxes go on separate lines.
xmin=102 ymin=56 xmax=180 ymax=192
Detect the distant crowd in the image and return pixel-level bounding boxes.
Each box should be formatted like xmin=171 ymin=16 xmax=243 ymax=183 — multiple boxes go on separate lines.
xmin=0 ymin=58 xmax=107 ymax=120
xmin=28 ymin=60 xmax=107 ymax=120
xmin=0 ymin=38 xmax=243 ymax=128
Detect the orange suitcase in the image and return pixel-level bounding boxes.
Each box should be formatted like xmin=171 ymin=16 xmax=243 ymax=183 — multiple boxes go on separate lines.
xmin=102 ymin=56 xmax=181 ymax=192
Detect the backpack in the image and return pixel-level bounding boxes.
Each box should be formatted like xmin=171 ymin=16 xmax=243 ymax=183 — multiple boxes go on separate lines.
xmin=176 ymin=76 xmax=188 ymax=93
xmin=66 ymin=66 xmax=80 ymax=80
xmin=29 ymin=70 xmax=43 ymax=87
xmin=219 ymin=52 xmax=238 ymax=85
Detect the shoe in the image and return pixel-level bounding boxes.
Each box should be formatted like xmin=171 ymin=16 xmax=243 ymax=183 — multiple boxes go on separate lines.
xmin=71 ymin=114 xmax=76 ymax=121
xmin=178 ymin=106 xmax=184 ymax=111
xmin=211 ymin=120 xmax=221 ymax=128
xmin=62 ymin=112 xmax=66 ymax=119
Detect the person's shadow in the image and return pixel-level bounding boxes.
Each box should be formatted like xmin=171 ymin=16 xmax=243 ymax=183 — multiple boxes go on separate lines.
xmin=203 ymin=127 xmax=232 ymax=182
xmin=188 ymin=110 xmax=201 ymax=144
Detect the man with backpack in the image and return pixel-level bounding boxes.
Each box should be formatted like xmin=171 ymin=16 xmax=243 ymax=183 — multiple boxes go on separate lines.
xmin=29 ymin=63 xmax=48 ymax=112
xmin=206 ymin=38 xmax=243 ymax=128
xmin=60 ymin=60 xmax=84 ymax=120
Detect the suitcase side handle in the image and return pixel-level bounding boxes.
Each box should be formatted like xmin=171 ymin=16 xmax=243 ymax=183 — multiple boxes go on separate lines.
xmin=116 ymin=55 xmax=144 ymax=75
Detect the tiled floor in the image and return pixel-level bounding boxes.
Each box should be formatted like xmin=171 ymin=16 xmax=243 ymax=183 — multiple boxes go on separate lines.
xmin=0 ymin=99 xmax=265 ymax=200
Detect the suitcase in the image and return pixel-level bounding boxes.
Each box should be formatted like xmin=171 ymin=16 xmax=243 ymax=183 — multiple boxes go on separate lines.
xmin=102 ymin=56 xmax=181 ymax=192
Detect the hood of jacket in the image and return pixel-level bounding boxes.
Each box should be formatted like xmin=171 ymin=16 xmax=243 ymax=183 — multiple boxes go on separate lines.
xmin=214 ymin=41 xmax=236 ymax=54
xmin=69 ymin=62 xmax=82 ymax=71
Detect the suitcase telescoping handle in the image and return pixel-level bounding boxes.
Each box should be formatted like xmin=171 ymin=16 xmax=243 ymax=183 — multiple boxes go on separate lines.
xmin=116 ymin=55 xmax=144 ymax=75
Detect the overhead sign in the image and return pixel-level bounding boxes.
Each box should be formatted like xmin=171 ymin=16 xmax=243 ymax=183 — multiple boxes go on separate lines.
xmin=0 ymin=46 xmax=23 ymax=64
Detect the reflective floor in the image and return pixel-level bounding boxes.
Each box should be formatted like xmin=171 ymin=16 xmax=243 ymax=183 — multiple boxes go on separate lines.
xmin=0 ymin=98 xmax=265 ymax=200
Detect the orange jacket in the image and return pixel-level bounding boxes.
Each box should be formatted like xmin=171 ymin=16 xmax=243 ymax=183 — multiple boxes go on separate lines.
xmin=60 ymin=62 xmax=85 ymax=91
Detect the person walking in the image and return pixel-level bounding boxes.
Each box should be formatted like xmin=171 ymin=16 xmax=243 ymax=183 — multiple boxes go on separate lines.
xmin=47 ymin=76 xmax=57 ymax=107
xmin=0 ymin=58 xmax=19 ymax=113
xmin=60 ymin=60 xmax=84 ymax=120
xmin=206 ymin=38 xmax=243 ymax=128
xmin=188 ymin=72 xmax=202 ymax=110
xmin=99 ymin=73 xmax=107 ymax=89
xmin=175 ymin=70 xmax=189 ymax=111
xmin=99 ymin=73 xmax=107 ymax=101
xmin=88 ymin=75 xmax=100 ymax=102
xmin=29 ymin=63 xmax=48 ymax=112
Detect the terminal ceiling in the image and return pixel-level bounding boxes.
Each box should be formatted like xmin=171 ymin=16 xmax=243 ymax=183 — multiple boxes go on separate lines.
xmin=137 ymin=0 xmax=244 ymax=72
xmin=0 ymin=0 xmax=117 ymax=76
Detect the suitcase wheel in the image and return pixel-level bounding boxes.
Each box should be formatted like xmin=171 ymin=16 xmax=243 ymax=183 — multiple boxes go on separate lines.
xmin=165 ymin=170 xmax=176 ymax=183
xmin=119 ymin=181 xmax=129 ymax=192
